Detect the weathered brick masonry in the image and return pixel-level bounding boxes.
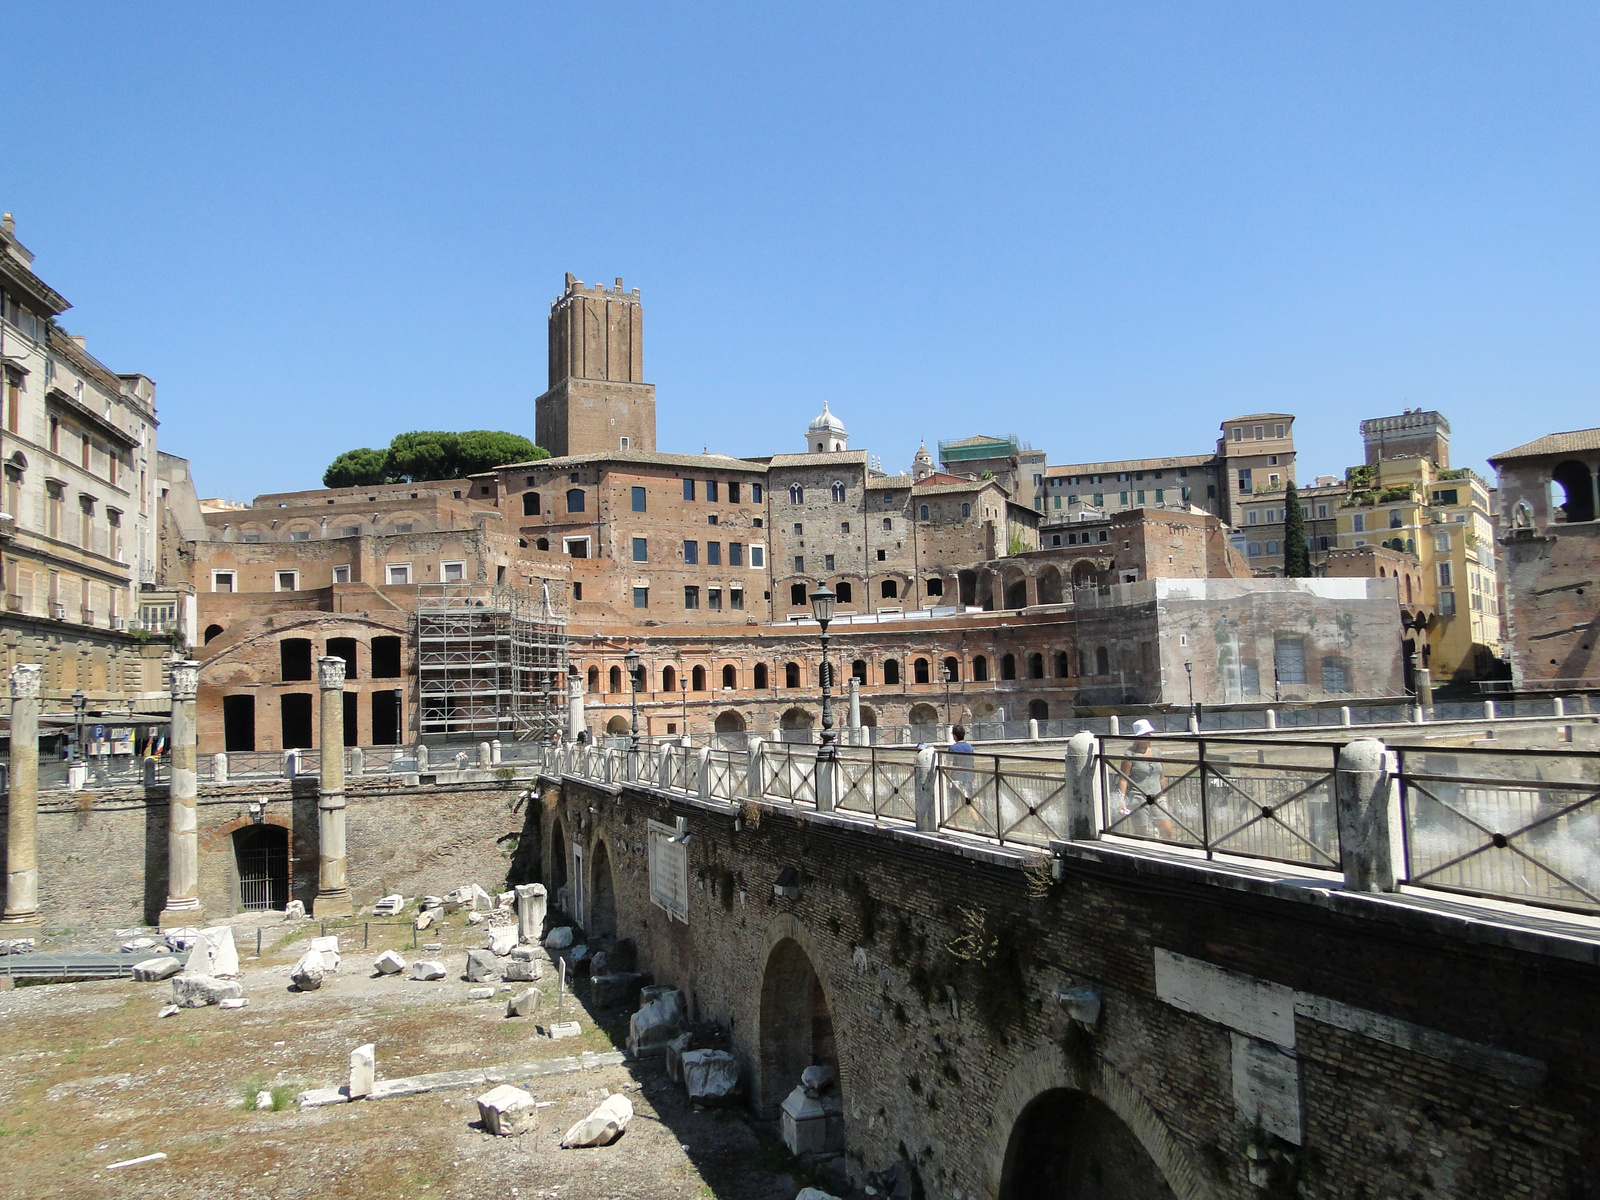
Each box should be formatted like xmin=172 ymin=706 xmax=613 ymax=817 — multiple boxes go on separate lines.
xmin=539 ymin=772 xmax=1597 ymax=1199
xmin=1 ymin=775 xmax=528 ymax=928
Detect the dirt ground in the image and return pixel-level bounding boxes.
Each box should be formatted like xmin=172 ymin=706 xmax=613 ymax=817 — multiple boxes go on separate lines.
xmin=0 ymin=911 xmax=839 ymax=1200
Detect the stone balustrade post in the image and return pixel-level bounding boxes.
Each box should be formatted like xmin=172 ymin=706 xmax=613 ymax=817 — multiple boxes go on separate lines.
xmin=1028 ymin=719 xmax=1040 ymax=740
xmin=212 ymin=752 xmax=229 ymax=783
xmin=746 ymin=737 xmax=765 ymax=799
xmin=515 ymin=882 xmax=547 ymax=944
xmin=315 ymin=656 xmax=352 ymax=916
xmin=567 ymin=677 xmax=585 ymax=741
xmin=697 ymin=747 xmax=713 ymax=801
xmin=348 ymin=746 xmax=364 ymax=777
xmin=160 ymin=660 xmax=204 ymax=929
xmin=1554 ymin=696 xmax=1566 ymax=718
xmin=1064 ymin=730 xmax=1098 ymax=841
xmin=2 ymin=664 xmax=43 ymax=927
xmin=478 ymin=741 xmax=492 ymax=769
xmin=913 ymin=744 xmax=938 ymax=832
xmin=1108 ymin=715 xmax=1120 ymax=736
xmin=1340 ymin=706 xmax=1352 ymax=727
xmin=1335 ymin=738 xmax=1399 ymax=893
xmin=1265 ymin=709 xmax=1277 ymax=730
xmin=1484 ymin=699 xmax=1496 ymax=720
xmin=415 ymin=743 xmax=429 ymax=772
xmin=815 ymin=752 xmax=836 ymax=813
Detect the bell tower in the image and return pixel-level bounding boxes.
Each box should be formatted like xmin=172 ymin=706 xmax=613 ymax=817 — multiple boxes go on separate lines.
xmin=535 ymin=274 xmax=656 ymax=458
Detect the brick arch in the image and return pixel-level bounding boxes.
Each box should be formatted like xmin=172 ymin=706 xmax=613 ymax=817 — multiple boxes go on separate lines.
xmin=756 ymin=913 xmax=847 ymax=1119
xmin=985 ymin=1043 xmax=1215 ymax=1200
xmin=200 ymin=810 xmax=293 ymax=853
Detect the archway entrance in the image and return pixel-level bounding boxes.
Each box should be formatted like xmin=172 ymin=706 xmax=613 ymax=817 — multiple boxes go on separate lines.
xmin=233 ymin=825 xmax=289 ymax=911
xmin=550 ymin=821 xmax=569 ymax=913
xmin=589 ymin=841 xmax=617 ymax=939
xmin=1000 ymin=1089 xmax=1175 ymax=1200
xmin=758 ymin=938 xmax=841 ymax=1123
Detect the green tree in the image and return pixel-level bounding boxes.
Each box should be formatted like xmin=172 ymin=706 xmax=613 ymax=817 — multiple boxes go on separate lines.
xmin=1282 ymin=479 xmax=1311 ymax=577
xmin=321 ymin=431 xmax=547 ymax=487
xmin=322 ymin=447 xmax=392 ymax=488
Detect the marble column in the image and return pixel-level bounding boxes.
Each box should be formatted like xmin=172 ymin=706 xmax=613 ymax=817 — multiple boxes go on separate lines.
xmin=567 ymin=676 xmax=585 ymax=741
xmin=159 ymin=660 xmax=204 ymax=929
xmin=315 ymin=656 xmax=352 ymax=916
xmin=2 ymin=664 xmax=43 ymax=927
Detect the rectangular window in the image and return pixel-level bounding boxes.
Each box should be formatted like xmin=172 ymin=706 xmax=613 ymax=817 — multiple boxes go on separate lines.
xmin=1438 ymin=590 xmax=1456 ymax=616
xmin=1352 ymin=514 xmax=1365 ymax=533
xmin=442 ymin=561 xmax=465 ymax=581
xmin=1154 ymin=489 xmax=1163 ymax=503
xmin=1266 ymin=540 xmax=1278 ymax=554
xmin=1248 ymin=542 xmax=1261 ymax=557
xmin=386 ymin=564 xmax=411 ymax=584
xmin=242 ymin=533 xmax=263 ymax=543
xmin=706 ymin=480 xmax=719 ymax=502
xmin=1136 ymin=490 xmax=1145 ymax=504
xmin=751 ymin=545 xmax=765 ymax=568
xmin=707 ymin=587 xmax=722 ymax=611
xmin=342 ymin=525 xmax=360 ymax=536
xmin=1389 ymin=510 xmax=1402 ymax=529
xmin=1317 ymin=505 xmax=1328 ymax=518
xmin=729 ymin=482 xmax=740 ymax=504
xmin=883 ymin=517 xmax=892 ymax=530
xmin=824 ymin=554 xmax=834 ymax=571
xmin=1119 ymin=492 xmax=1129 ymax=505
xmin=729 ymin=587 xmax=744 ymax=610
xmin=794 ymin=556 xmax=804 ymax=572
xmin=707 ymin=542 xmax=721 ymax=566
xmin=212 ymin=571 xmax=235 ymax=593
xmin=633 ymin=587 xmax=649 ymax=609
xmin=394 ymin=523 xmax=413 ymax=533
xmin=840 ymin=521 xmax=850 ymax=533
xmin=683 ymin=478 xmax=695 ymax=500
xmin=631 ymin=486 xmax=646 ymax=512
xmin=1206 ymin=485 xmax=1216 ymax=499
xmin=290 ymin=530 xmax=310 ymax=542
xmin=620 ymin=436 xmax=630 ymax=449
xmin=683 ymin=540 xmax=699 ymax=564
xmin=276 ymin=570 xmax=298 ymax=591
xmin=1238 ymin=469 xmax=1252 ymax=494
xmin=333 ymin=565 xmax=351 ymax=583
xmin=1253 ymin=425 xmax=1263 ymax=439
xmin=1248 ymin=511 xmax=1258 ymax=525
xmin=707 ymin=514 xmax=718 ymax=526
xmin=684 ymin=586 xmax=699 ymax=609
xmin=1275 ymin=636 xmax=1307 ymax=685
xmin=564 ymin=537 xmax=590 ymax=558
xmin=1433 ymin=488 xmax=1459 ymax=506
xmin=632 ymin=537 xmax=648 ymax=562
xmin=572 ymin=582 xmax=582 ymax=600
xmin=1434 ymin=531 xmax=1450 ymax=552
xmin=752 ymin=483 xmax=762 ymax=502
xmin=1093 ymin=493 xmax=1103 ymax=506
xmin=1054 ymin=495 xmax=1062 ymax=509
xmin=1438 ymin=562 xmax=1452 ymax=586
xmin=876 ymin=548 xmax=887 ymax=561
xmin=1233 ymin=427 xmax=1244 ymax=441
xmin=1275 ymin=423 xmax=1285 ymax=438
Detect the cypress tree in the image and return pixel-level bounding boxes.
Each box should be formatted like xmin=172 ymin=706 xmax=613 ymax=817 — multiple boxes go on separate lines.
xmin=1282 ymin=479 xmax=1311 ymax=576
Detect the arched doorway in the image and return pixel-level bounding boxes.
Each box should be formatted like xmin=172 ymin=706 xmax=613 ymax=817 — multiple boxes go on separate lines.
xmin=779 ymin=708 xmax=814 ymax=743
xmin=549 ymin=821 xmax=569 ymax=912
xmin=758 ymin=937 xmax=842 ymax=1133
xmin=999 ymin=1089 xmax=1176 ymax=1199
xmin=715 ymin=709 xmax=746 ymax=733
xmin=589 ymin=841 xmax=617 ymax=939
xmin=605 ymin=715 xmax=630 ymax=737
xmin=233 ymin=825 xmax=289 ymax=911
xmin=1037 ymin=565 xmax=1064 ymax=605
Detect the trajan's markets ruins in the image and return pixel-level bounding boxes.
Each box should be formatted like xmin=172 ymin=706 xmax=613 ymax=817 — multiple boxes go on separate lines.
xmin=3 ymin=218 xmax=1600 ymax=1200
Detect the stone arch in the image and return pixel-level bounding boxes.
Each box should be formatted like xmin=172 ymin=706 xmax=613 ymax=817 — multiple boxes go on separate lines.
xmin=714 ymin=709 xmax=746 ymax=733
xmin=662 ymin=664 xmax=677 ymax=693
xmin=858 ymin=705 xmax=877 ymax=727
xmin=1029 ymin=699 xmax=1049 ymax=722
xmin=1037 ymin=564 xmax=1064 ymax=605
xmin=605 ymin=714 xmax=630 ymax=735
xmin=588 ymin=838 xmax=617 ymax=939
xmin=692 ymin=665 xmax=707 ymax=691
xmin=1004 ymin=573 xmax=1029 ymax=610
xmin=587 ymin=665 xmax=600 ymax=692
xmin=608 ymin=665 xmax=622 ymax=693
xmin=1071 ymin=558 xmax=1098 ymax=588
xmin=753 ymin=662 xmax=770 ymax=689
xmin=909 ymin=702 xmax=939 ymax=726
xmin=232 ymin=824 xmax=291 ymax=911
xmin=958 ymin=569 xmax=979 ymax=608
xmin=757 ymin=915 xmax=845 ymax=1125
xmin=779 ymin=708 xmax=814 ymax=742
xmin=548 ymin=818 xmax=570 ymax=908
xmin=978 ymin=567 xmax=998 ymax=611
xmin=987 ymin=1046 xmax=1213 ymax=1200
xmin=721 ymin=663 xmax=737 ymax=690
xmin=1552 ymin=460 xmax=1595 ymax=523
xmin=204 ymin=623 xmax=225 ymax=644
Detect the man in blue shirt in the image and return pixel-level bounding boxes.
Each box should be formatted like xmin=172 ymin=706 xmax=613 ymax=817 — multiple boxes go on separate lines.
xmin=948 ymin=724 xmax=975 ymax=799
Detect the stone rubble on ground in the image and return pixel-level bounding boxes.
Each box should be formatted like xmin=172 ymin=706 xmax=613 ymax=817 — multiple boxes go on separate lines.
xmin=184 ymin=926 xmax=241 ymax=978
xmin=664 ymin=1031 xmax=693 ymax=1084
xmin=486 ymin=925 xmax=518 ymax=956
xmin=468 ymin=986 xmax=495 ymax=1000
xmin=0 ymin=937 xmax=37 ymax=954
xmin=219 ymin=997 xmax=249 ymax=1010
xmin=421 ymin=942 xmax=443 ymax=953
xmin=590 ymin=972 xmax=644 ymax=1009
xmin=282 ymin=900 xmax=306 ymax=920
xmin=373 ymin=950 xmax=406 ymax=975
xmin=411 ymin=960 xmax=447 ymax=981
xmin=120 ymin=936 xmax=157 ymax=954
xmin=476 ymin=1083 xmax=538 ymax=1136
xmin=172 ymin=973 xmax=244 ymax=1008
xmin=627 ymin=986 xmax=686 ymax=1058
xmin=308 ymin=935 xmax=341 ymax=971
xmin=290 ymin=948 xmax=326 ymax=991
xmin=795 ymin=1191 xmax=842 ymax=1200
xmin=349 ymin=1043 xmax=375 ymax=1098
xmin=164 ymin=927 xmax=201 ymax=953
xmin=497 ymin=890 xmax=516 ymax=908
xmin=157 ymin=1003 xmax=180 ymax=1018
xmin=465 ymin=949 xmax=500 ymax=982
xmin=132 ymin=956 xmax=184 ymax=982
xmin=515 ymin=883 xmax=548 ymax=945
xmin=682 ymin=1049 xmax=742 ymax=1105
xmin=561 ymin=1093 xmax=633 ymax=1147
xmin=506 ymin=987 xmax=542 ymax=1017
xmin=543 ymin=926 xmax=573 ymax=951
xmin=467 ymin=912 xmax=486 ymax=925
xmin=414 ymin=909 xmax=436 ymax=931
xmin=255 ymin=1089 xmax=273 ymax=1110
xmin=371 ymin=894 xmax=405 ymax=917
xmin=504 ymin=957 xmax=540 ymax=982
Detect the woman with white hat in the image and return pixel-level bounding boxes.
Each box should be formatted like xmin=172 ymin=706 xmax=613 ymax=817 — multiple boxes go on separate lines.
xmin=1116 ymin=719 xmax=1169 ymax=838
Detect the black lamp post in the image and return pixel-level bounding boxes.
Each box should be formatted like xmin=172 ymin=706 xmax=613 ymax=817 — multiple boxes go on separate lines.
xmin=943 ymin=660 xmax=956 ymax=726
xmin=393 ymin=685 xmax=404 ymax=746
xmin=71 ymin=689 xmax=86 ymax=762
xmin=810 ymin=582 xmax=837 ymax=760
xmin=624 ymin=648 xmax=642 ymax=752
xmin=1184 ymin=661 xmax=1193 ymax=707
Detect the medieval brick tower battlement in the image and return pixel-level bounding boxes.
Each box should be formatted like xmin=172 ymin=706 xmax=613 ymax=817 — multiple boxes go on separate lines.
xmin=535 ymin=273 xmax=657 ymax=458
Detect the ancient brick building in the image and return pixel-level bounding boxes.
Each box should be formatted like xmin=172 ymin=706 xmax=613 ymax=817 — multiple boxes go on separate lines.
xmin=1490 ymin=427 xmax=1600 ymax=690
xmin=534 ymin=274 xmax=655 ymax=458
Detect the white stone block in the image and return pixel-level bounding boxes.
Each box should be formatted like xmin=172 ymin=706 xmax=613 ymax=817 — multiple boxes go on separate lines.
xmin=468 ymin=986 xmax=494 ymax=1000
xmin=120 ymin=936 xmax=157 ymax=953
xmin=373 ymin=950 xmax=406 ymax=975
xmin=372 ymin=894 xmax=404 ymax=916
xmin=476 ymin=1083 xmax=537 ymax=1136
xmin=309 ymin=935 xmax=341 ymax=972
xmin=183 ymin=926 xmax=240 ymax=978
xmin=414 ymin=909 xmax=435 ymax=931
xmin=290 ymin=949 xmax=325 ymax=991
xmin=486 ymin=926 xmax=518 ymax=956
xmin=504 ymin=958 xmax=541 ymax=982
xmin=543 ymin=926 xmax=573 ymax=950
xmin=172 ymin=973 xmax=243 ymax=1008
xmin=132 ymin=956 xmax=183 ymax=982
xmin=682 ymin=1050 xmax=742 ymax=1105
xmin=1231 ymin=1033 xmax=1302 ymax=1144
xmin=282 ymin=900 xmax=306 ymax=920
xmin=561 ymin=1093 xmax=633 ymax=1147
xmin=1153 ymin=948 xmax=1295 ymax=1048
xmin=548 ymin=1020 xmax=582 ymax=1039
xmin=506 ymin=987 xmax=542 ymax=1017
xmin=219 ymin=997 xmax=249 ymax=1010
xmin=411 ymin=960 xmax=447 ymax=981
xmin=350 ymin=1043 xmax=375 ymax=1099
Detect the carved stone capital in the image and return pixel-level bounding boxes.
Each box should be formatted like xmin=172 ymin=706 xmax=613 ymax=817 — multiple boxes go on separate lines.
xmin=317 ymin=655 xmax=347 ymax=691
xmin=10 ymin=663 xmax=41 ymax=699
xmin=169 ymin=659 xmax=200 ymax=701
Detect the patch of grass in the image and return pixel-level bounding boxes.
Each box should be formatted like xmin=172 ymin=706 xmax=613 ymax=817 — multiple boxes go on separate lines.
xmin=269 ymin=1084 xmax=298 ymax=1112
xmin=61 ymin=1042 xmax=87 ymax=1064
xmin=240 ymin=1074 xmax=268 ymax=1110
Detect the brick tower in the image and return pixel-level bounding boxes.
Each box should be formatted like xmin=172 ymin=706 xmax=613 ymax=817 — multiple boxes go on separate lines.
xmin=535 ymin=274 xmax=656 ymax=458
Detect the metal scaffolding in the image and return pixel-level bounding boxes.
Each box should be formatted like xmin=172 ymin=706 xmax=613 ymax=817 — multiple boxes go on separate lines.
xmin=414 ymin=580 xmax=567 ymax=742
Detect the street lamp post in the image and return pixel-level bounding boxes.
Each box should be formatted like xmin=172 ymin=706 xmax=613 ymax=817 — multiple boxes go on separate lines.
xmin=943 ymin=661 xmax=955 ymax=726
xmin=393 ymin=685 xmax=403 ymax=747
xmin=1184 ymin=661 xmax=1193 ymax=707
xmin=624 ymin=648 xmax=642 ymax=753
xmin=810 ymin=582 xmax=837 ymax=762
xmin=71 ymin=690 xmax=86 ymax=763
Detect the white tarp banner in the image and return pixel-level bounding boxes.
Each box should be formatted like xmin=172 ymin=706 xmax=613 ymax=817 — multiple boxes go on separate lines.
xmin=647 ymin=819 xmax=689 ymax=923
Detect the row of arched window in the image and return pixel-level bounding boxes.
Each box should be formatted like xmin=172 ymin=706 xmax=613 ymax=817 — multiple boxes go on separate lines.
xmin=582 ymin=648 xmax=1081 ymax=695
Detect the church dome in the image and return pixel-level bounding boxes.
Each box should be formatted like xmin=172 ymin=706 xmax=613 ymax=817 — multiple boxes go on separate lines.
xmin=807 ymin=400 xmax=847 ymax=436
xmin=805 ymin=400 xmax=849 ymax=453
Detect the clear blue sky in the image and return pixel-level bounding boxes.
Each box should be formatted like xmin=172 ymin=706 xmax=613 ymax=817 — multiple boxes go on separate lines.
xmin=4 ymin=4 xmax=1596 ymax=499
